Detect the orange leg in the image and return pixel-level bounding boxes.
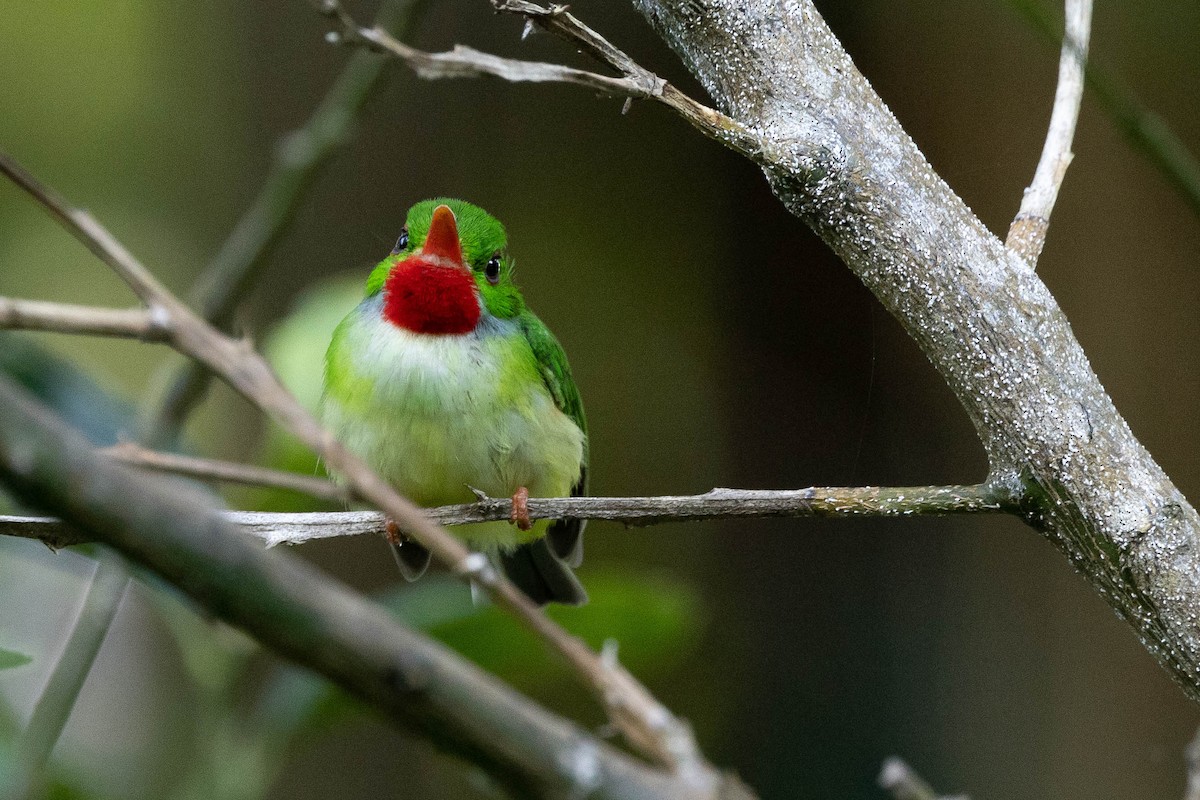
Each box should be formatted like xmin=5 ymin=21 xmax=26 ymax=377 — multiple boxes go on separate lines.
xmin=510 ymin=486 xmax=531 ymax=531
xmin=385 ymin=518 xmax=404 ymax=546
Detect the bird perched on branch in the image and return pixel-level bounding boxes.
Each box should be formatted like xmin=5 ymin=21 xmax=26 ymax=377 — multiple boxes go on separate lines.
xmin=321 ymin=199 xmax=588 ymax=605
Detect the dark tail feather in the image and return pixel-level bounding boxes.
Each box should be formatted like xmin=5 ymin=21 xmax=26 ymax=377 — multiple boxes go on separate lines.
xmin=390 ymin=538 xmax=431 ymax=581
xmin=499 ymin=538 xmax=588 ymax=606
xmin=546 ymin=517 xmax=585 ymax=568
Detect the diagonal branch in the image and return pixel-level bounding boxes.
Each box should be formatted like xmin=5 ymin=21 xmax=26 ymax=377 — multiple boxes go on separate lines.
xmin=0 ymin=373 xmax=742 ymax=799
xmin=315 ymin=0 xmax=763 ymax=160
xmin=100 ymin=442 xmax=353 ymax=503
xmin=1006 ymin=0 xmax=1093 ymax=263
xmin=633 ymin=0 xmax=1200 ymax=703
xmin=0 ymin=151 xmax=708 ymax=778
xmin=878 ymin=757 xmax=968 ymax=800
xmin=148 ymin=0 xmax=434 ymax=444
xmin=10 ymin=550 xmax=129 ymax=798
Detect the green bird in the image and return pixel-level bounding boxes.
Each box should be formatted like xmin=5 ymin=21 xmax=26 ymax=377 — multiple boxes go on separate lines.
xmin=321 ymin=199 xmax=588 ymax=605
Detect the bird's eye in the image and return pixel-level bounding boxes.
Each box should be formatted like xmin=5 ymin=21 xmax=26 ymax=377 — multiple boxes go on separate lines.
xmin=485 ymin=253 xmax=502 ymax=285
xmin=391 ymin=227 xmax=409 ymax=254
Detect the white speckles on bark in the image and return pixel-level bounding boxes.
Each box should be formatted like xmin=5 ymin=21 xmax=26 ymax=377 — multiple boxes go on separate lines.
xmin=636 ymin=0 xmax=1200 ymax=699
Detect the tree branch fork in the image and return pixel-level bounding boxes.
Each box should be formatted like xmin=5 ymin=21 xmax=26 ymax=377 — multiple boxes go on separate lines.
xmin=2 ymin=0 xmax=1158 ymax=796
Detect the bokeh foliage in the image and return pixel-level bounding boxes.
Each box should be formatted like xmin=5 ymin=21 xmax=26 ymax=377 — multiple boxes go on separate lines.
xmin=3 ymin=1 xmax=1200 ymax=798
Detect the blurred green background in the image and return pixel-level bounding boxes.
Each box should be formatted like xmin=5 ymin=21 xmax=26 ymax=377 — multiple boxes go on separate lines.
xmin=2 ymin=1 xmax=1200 ymax=797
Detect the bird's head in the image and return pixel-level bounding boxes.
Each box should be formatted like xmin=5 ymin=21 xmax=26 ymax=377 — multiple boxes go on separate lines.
xmin=365 ymin=199 xmax=523 ymax=334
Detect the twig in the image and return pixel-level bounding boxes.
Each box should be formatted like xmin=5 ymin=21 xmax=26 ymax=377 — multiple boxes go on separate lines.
xmin=878 ymin=757 xmax=968 ymax=800
xmin=0 ymin=483 xmax=1014 ymax=550
xmin=0 ymin=415 xmax=1018 ymax=521
xmin=1006 ymin=0 xmax=1200 ymax=222
xmin=1006 ymin=0 xmax=1093 ymax=263
xmin=100 ymin=442 xmax=352 ymax=503
xmin=315 ymin=0 xmax=763 ymax=161
xmin=0 ymin=298 xmax=169 ymax=342
xmin=0 ymin=373 xmax=750 ymax=799
xmin=147 ymin=0 xmax=433 ymax=446
xmin=11 ymin=550 xmax=129 ymax=799
xmin=0 ymin=152 xmax=708 ymax=778
xmin=1186 ymin=726 xmax=1200 ymax=800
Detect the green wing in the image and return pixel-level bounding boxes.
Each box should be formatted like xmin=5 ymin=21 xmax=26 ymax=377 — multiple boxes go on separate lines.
xmin=519 ymin=310 xmax=587 ymax=567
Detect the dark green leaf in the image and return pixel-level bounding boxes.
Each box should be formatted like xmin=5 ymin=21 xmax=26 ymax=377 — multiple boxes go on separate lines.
xmin=0 ymin=649 xmax=31 ymax=671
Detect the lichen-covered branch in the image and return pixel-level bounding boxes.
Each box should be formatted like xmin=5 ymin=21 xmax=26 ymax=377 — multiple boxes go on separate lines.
xmin=0 ymin=373 xmax=735 ymax=800
xmin=632 ymin=0 xmax=1200 ymax=702
xmin=1006 ymin=0 xmax=1093 ymax=263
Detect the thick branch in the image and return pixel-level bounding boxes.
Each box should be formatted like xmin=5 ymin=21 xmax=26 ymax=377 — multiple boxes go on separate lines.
xmin=633 ymin=0 xmax=1200 ymax=701
xmin=1006 ymin=0 xmax=1093 ymax=262
xmin=0 ymin=373 xmax=726 ymax=800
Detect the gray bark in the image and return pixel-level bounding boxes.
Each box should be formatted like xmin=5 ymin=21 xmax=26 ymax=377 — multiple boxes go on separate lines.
xmin=0 ymin=374 xmax=719 ymax=800
xmin=634 ymin=1 xmax=1200 ymax=696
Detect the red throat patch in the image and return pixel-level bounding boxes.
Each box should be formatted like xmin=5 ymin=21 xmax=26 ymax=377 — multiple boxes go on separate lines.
xmin=382 ymin=257 xmax=481 ymax=335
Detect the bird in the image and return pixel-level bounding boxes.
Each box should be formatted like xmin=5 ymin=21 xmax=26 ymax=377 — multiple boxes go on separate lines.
xmin=320 ymin=199 xmax=588 ymax=605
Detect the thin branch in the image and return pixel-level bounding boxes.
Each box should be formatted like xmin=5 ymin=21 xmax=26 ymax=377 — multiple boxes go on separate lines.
xmin=0 ymin=483 xmax=1014 ymax=550
xmin=878 ymin=757 xmax=968 ymax=800
xmin=147 ymin=0 xmax=433 ymax=445
xmin=0 ymin=152 xmax=707 ymax=778
xmin=1005 ymin=0 xmax=1200 ymax=222
xmin=100 ymin=442 xmax=352 ymax=503
xmin=0 ymin=298 xmax=170 ymax=342
xmin=12 ymin=433 xmax=1017 ymax=523
xmin=1186 ymin=726 xmax=1200 ymax=800
xmin=1006 ymin=0 xmax=1093 ymax=263
xmin=315 ymin=0 xmax=763 ymax=161
xmin=12 ymin=550 xmax=129 ymax=799
xmin=0 ymin=367 xmax=1010 ymax=517
xmin=0 ymin=373 xmax=742 ymax=800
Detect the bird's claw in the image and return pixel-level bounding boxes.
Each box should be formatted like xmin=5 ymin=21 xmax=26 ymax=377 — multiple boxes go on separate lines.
xmin=510 ymin=486 xmax=531 ymax=531
xmin=384 ymin=518 xmax=403 ymax=546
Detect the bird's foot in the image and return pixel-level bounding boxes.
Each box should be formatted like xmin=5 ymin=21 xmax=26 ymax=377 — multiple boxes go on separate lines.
xmin=510 ymin=486 xmax=531 ymax=531
xmin=384 ymin=518 xmax=404 ymax=546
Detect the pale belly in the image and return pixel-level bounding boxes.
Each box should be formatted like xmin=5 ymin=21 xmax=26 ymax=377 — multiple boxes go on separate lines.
xmin=321 ymin=300 xmax=585 ymax=547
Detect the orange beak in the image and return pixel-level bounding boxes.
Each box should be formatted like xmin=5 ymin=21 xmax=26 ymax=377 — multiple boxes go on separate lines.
xmin=420 ymin=205 xmax=465 ymax=267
